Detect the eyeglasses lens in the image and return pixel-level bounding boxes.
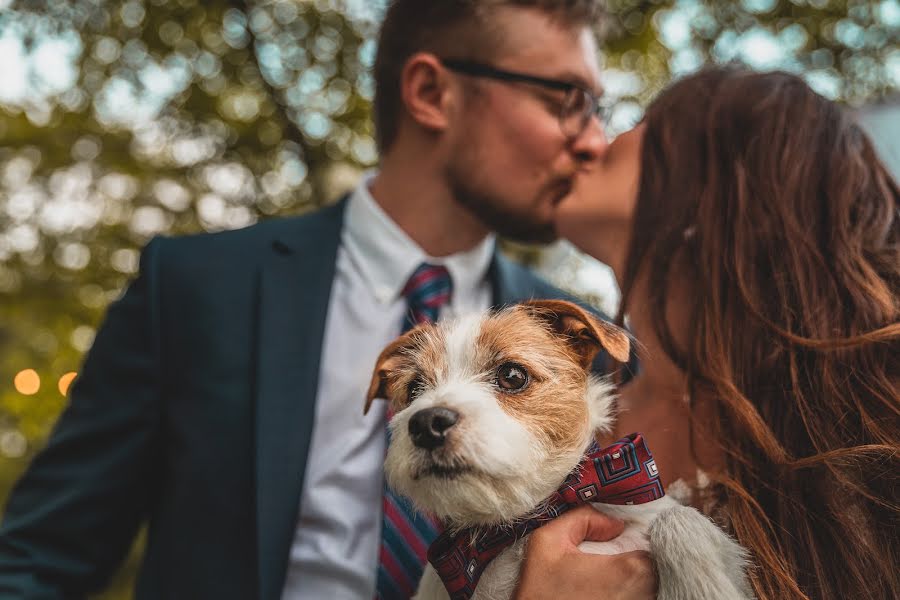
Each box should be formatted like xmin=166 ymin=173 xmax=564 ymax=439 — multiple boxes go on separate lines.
xmin=560 ymin=89 xmax=593 ymax=138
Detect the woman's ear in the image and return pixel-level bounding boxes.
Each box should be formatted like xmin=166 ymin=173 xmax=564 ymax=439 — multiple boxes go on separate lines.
xmin=400 ymin=52 xmax=453 ymax=135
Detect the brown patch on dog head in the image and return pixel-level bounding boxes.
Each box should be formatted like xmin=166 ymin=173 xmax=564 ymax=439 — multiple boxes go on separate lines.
xmin=474 ymin=307 xmax=592 ymax=453
xmin=365 ymin=330 xmax=412 ymax=414
xmin=521 ymin=299 xmax=630 ymax=368
xmin=365 ymin=324 xmax=447 ymax=414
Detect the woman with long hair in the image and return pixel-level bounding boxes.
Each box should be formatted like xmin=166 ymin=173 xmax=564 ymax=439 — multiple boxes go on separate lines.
xmin=556 ymin=66 xmax=900 ymax=599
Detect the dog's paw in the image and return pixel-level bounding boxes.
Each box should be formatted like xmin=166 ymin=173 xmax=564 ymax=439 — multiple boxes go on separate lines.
xmin=649 ymin=505 xmax=753 ymax=600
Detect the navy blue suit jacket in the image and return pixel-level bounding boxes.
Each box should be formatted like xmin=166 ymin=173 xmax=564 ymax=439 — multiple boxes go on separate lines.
xmin=0 ymin=199 xmax=607 ymax=599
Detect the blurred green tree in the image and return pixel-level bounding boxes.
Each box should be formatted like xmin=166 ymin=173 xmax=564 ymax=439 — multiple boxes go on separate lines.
xmin=0 ymin=0 xmax=896 ymax=597
xmin=0 ymin=0 xmax=376 ymax=460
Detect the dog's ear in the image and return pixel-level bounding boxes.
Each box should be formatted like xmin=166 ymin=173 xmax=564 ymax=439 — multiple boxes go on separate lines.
xmin=521 ymin=299 xmax=630 ymax=369
xmin=364 ymin=327 xmax=421 ymax=414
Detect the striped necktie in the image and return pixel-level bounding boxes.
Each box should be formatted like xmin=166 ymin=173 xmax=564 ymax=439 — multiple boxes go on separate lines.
xmin=375 ymin=263 xmax=452 ymax=599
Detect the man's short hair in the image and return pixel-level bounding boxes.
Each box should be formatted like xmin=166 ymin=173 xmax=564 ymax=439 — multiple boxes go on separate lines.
xmin=373 ymin=0 xmax=604 ymax=152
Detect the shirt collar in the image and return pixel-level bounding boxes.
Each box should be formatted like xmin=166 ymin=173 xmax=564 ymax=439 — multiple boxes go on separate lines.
xmin=343 ymin=172 xmax=496 ymax=306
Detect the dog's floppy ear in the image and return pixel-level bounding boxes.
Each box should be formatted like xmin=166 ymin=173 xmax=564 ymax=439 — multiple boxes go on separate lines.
xmin=364 ymin=327 xmax=421 ymax=414
xmin=522 ymin=299 xmax=630 ymax=369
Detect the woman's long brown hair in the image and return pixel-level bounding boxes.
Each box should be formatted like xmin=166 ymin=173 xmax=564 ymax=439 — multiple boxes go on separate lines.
xmin=617 ymin=66 xmax=900 ymax=599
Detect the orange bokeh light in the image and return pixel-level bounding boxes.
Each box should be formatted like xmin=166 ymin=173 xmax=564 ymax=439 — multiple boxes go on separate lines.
xmin=14 ymin=369 xmax=40 ymax=395
xmin=58 ymin=372 xmax=78 ymax=397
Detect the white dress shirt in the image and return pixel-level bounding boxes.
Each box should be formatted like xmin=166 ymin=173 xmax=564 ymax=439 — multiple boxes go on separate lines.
xmin=281 ymin=174 xmax=495 ymax=599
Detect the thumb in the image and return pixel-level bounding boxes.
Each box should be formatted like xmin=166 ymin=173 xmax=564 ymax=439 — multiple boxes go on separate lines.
xmin=550 ymin=505 xmax=625 ymax=547
xmin=570 ymin=505 xmax=626 ymax=545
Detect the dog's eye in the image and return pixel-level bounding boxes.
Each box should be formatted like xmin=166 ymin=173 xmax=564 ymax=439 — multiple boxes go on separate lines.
xmin=407 ymin=375 xmax=426 ymax=401
xmin=496 ymin=363 xmax=528 ymax=392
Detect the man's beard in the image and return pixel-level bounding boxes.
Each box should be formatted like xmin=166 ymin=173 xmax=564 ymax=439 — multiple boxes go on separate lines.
xmin=446 ymin=170 xmax=565 ymax=245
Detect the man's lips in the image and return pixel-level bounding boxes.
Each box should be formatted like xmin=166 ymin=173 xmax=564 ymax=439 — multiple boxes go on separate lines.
xmin=549 ymin=179 xmax=574 ymax=206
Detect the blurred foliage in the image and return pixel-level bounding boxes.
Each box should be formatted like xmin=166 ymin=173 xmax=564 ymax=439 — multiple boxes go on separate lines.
xmin=597 ymin=0 xmax=899 ymax=130
xmin=0 ymin=0 xmax=897 ymax=597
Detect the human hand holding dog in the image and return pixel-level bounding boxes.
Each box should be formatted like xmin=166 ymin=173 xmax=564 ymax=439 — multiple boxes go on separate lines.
xmin=513 ymin=505 xmax=658 ymax=600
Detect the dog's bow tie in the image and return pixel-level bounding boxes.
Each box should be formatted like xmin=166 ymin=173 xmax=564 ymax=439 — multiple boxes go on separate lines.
xmin=428 ymin=432 xmax=664 ymax=600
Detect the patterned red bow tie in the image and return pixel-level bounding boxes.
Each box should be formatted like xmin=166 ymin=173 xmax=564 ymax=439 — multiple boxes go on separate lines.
xmin=427 ymin=433 xmax=664 ymax=600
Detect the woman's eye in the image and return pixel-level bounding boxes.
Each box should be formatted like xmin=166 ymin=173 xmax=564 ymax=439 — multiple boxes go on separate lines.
xmin=407 ymin=376 xmax=425 ymax=400
xmin=496 ymin=363 xmax=529 ymax=392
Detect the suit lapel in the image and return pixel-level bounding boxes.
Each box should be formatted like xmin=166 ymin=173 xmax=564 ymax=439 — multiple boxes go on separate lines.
xmin=254 ymin=199 xmax=346 ymax=600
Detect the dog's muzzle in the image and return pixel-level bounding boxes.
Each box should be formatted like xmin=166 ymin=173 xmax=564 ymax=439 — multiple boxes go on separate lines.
xmin=408 ymin=406 xmax=459 ymax=450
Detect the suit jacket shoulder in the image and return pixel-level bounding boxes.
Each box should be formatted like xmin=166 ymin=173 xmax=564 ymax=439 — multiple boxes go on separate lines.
xmin=149 ymin=200 xmax=346 ymax=276
xmin=490 ymin=251 xmax=613 ymax=321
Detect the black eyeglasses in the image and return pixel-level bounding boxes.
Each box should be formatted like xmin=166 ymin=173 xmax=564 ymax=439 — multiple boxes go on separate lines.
xmin=440 ymin=58 xmax=607 ymax=139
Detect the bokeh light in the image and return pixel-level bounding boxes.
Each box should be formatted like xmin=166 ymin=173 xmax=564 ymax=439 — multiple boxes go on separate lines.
xmin=0 ymin=431 xmax=28 ymax=459
xmin=58 ymin=372 xmax=78 ymax=396
xmin=13 ymin=369 xmax=40 ymax=395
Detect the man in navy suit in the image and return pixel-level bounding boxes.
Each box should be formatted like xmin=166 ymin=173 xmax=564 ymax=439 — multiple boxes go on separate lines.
xmin=0 ymin=1 xmax=656 ymax=598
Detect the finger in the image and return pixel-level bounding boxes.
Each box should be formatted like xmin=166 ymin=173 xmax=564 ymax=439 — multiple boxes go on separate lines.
xmin=608 ymin=549 xmax=653 ymax=565
xmin=564 ymin=549 xmax=657 ymax=600
xmin=607 ymin=550 xmax=658 ymax=594
xmin=540 ymin=505 xmax=625 ymax=547
xmin=574 ymin=505 xmax=626 ymax=544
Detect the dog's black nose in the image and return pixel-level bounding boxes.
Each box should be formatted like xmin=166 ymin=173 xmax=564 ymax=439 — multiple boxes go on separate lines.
xmin=408 ymin=407 xmax=459 ymax=450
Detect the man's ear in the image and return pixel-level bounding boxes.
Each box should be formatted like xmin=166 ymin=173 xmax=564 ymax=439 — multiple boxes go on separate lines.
xmin=400 ymin=52 xmax=452 ymax=134
xmin=364 ymin=327 xmax=422 ymax=414
xmin=521 ymin=299 xmax=631 ymax=369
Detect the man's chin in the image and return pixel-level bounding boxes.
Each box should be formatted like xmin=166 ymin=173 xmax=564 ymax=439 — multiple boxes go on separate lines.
xmin=448 ymin=180 xmax=560 ymax=244
xmin=498 ymin=222 xmax=558 ymax=245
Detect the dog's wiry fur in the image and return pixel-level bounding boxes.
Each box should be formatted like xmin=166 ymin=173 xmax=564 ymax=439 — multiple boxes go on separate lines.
xmin=367 ymin=300 xmax=751 ymax=599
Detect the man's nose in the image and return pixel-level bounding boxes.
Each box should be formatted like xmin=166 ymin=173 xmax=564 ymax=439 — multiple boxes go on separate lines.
xmin=570 ymin=115 xmax=608 ymax=163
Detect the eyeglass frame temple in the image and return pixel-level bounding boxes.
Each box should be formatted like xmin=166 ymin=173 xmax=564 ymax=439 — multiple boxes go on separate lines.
xmin=440 ymin=58 xmax=605 ymax=135
xmin=441 ymin=58 xmax=576 ymax=93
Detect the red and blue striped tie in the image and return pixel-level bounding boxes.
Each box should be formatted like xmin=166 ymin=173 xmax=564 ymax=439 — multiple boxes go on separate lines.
xmin=375 ymin=263 xmax=452 ymax=599
xmin=400 ymin=263 xmax=453 ymax=331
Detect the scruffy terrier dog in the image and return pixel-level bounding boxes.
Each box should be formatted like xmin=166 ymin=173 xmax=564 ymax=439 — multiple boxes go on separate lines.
xmin=366 ymin=300 xmax=751 ymax=600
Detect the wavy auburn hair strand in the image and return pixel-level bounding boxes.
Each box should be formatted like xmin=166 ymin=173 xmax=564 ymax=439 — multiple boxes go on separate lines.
xmin=617 ymin=67 xmax=900 ymax=600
